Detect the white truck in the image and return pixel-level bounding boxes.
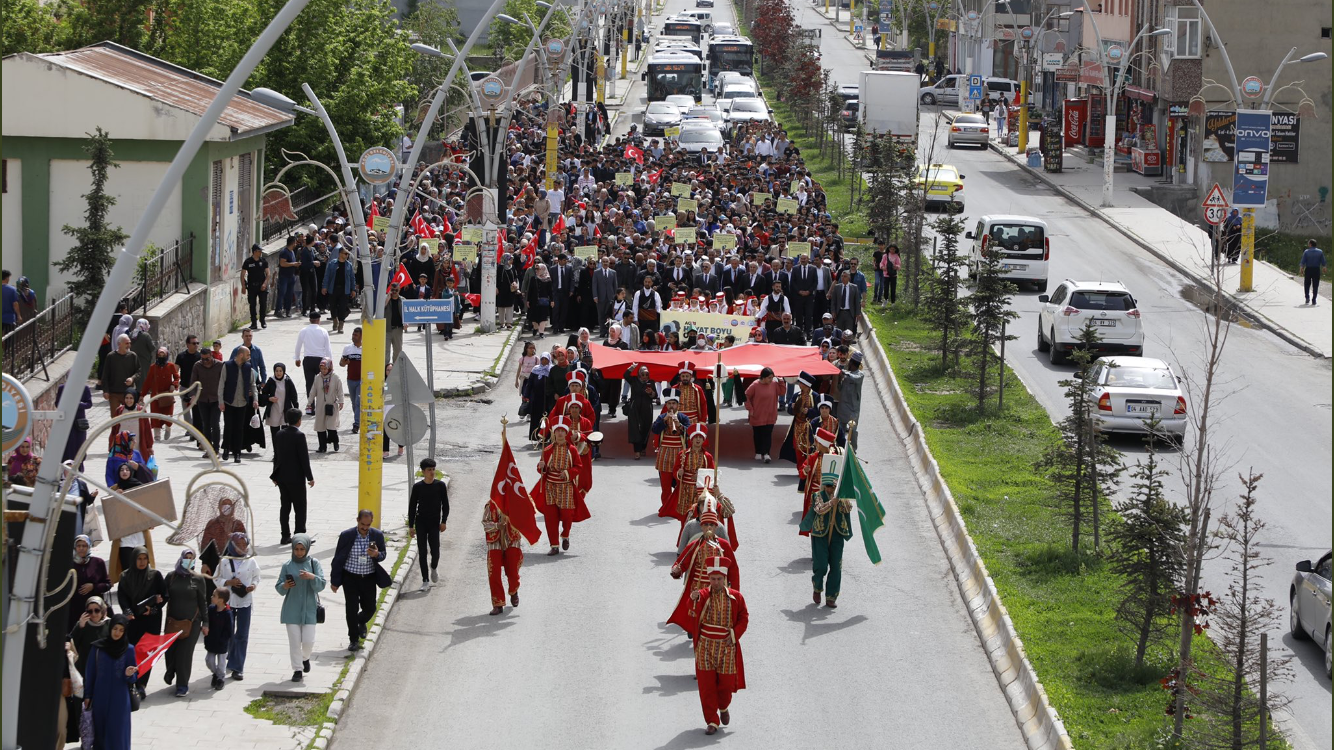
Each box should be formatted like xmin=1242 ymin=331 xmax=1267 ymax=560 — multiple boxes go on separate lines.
xmin=858 ymin=70 xmax=920 ymax=139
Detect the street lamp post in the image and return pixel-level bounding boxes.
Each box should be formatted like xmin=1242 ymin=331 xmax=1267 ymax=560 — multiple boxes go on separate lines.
xmin=1187 ymin=0 xmax=1326 ymax=292
xmin=1 ymin=2 xmax=316 ymax=746
xmin=923 ymin=1 xmax=946 ymax=63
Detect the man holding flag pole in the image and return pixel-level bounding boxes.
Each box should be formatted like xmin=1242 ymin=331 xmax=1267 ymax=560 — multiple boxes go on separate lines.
xmin=799 ymin=423 xmax=886 ymax=608
xmin=485 ymin=417 xmax=542 ymax=615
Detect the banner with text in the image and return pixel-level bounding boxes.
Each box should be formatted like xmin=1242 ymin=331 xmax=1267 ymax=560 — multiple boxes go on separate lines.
xmin=661 ymin=310 xmax=754 ymax=341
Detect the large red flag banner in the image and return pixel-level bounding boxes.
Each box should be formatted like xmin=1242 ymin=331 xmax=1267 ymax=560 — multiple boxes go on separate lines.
xmin=586 ymin=342 xmax=842 ymax=381
xmin=490 ymin=436 xmax=542 ymax=544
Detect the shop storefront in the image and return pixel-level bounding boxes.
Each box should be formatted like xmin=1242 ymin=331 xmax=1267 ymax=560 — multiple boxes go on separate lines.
xmin=1119 ymin=85 xmax=1160 ymax=176
xmin=1164 ymin=103 xmax=1191 ymax=183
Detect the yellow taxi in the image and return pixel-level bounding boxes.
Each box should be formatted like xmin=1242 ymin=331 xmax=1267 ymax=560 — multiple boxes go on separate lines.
xmin=914 ymin=163 xmax=966 ymax=213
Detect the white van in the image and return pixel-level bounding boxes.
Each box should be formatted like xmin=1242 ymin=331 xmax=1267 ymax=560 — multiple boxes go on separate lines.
xmin=965 ymin=215 xmax=1050 ymax=289
xmin=680 ymin=9 xmax=713 ymax=32
xmin=918 ymin=76 xmax=1021 ymax=105
xmin=719 ymin=81 xmax=760 ymax=101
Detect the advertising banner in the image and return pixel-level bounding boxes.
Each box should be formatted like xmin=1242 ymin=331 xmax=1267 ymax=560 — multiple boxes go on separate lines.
xmin=1231 ymin=110 xmax=1272 ymax=207
xmin=1203 ymin=110 xmax=1299 ymax=164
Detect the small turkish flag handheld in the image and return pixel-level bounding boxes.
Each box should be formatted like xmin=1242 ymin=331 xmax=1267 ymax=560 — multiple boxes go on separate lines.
xmin=368 ymin=200 xmax=379 ymax=226
xmin=625 ymin=144 xmax=644 ymax=164
xmin=521 ymin=232 xmax=540 ymax=270
xmin=496 ymin=229 xmax=506 ymax=263
xmin=439 ymin=211 xmax=452 ymax=237
xmin=593 ymin=224 xmax=601 ymax=238
xmin=390 ymin=263 xmax=412 ymax=290
xmin=134 ymin=631 xmax=181 ymax=674
xmin=551 ymin=214 xmax=567 ymax=235
xmin=410 ymin=210 xmax=436 ymax=239
xmin=646 ymin=168 xmax=664 ymax=184
xmin=490 ymin=437 xmax=542 ymax=544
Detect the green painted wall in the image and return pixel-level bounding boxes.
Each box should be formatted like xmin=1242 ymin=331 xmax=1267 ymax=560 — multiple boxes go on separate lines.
xmin=4 ymin=132 xmax=271 ymax=301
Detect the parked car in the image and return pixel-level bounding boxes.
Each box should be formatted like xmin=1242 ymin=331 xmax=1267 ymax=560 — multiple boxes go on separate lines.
xmin=1291 ymin=551 xmax=1332 ymax=678
xmin=665 ymin=94 xmax=698 ymax=115
xmin=696 ymin=0 xmax=714 ymax=6
xmin=684 ymin=105 xmax=726 ymax=129
xmin=675 ymin=123 xmax=726 ymax=154
xmin=1082 ymin=356 xmax=1187 ymax=441
xmin=721 ymin=97 xmax=772 ymax=128
xmin=918 ymin=75 xmax=1021 ymax=106
xmin=948 ymin=112 xmax=989 ymax=148
xmin=836 ymin=83 xmax=860 ymax=103
xmin=840 ymin=100 xmax=860 ymax=130
xmin=643 ymin=101 xmax=683 ymax=135
xmin=711 ymin=21 xmax=735 ymax=35
xmin=966 ymin=215 xmax=1049 ymax=288
xmin=1037 ymin=280 xmax=1145 ymax=364
xmin=913 ymin=163 xmax=965 ymax=213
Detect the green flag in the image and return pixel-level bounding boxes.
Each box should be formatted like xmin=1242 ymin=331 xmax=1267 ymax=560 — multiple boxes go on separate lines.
xmin=837 ymin=446 xmax=886 ymax=565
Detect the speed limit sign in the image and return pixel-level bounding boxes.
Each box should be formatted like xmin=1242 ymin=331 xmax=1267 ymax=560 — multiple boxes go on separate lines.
xmin=1204 ymin=205 xmax=1227 ymax=225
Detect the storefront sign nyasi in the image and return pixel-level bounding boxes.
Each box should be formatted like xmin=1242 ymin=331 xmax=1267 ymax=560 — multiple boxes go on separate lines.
xmin=1202 ymin=110 xmax=1300 ymax=164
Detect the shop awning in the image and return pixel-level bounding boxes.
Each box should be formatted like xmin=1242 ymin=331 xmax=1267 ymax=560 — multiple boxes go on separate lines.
xmin=1124 ymin=85 xmax=1156 ymax=102
xmin=588 ymin=342 xmax=843 ymax=381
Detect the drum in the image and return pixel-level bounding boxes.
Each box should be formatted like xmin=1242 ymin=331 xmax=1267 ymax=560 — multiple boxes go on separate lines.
xmin=586 ymin=431 xmax=605 ymax=447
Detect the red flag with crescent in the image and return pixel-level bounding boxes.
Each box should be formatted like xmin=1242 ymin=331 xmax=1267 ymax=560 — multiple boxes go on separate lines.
xmin=551 ymin=214 xmax=567 ymax=235
xmin=490 ymin=438 xmax=542 ymax=544
xmin=625 ymin=144 xmax=644 ymax=164
xmin=134 ymin=631 xmax=181 ymax=674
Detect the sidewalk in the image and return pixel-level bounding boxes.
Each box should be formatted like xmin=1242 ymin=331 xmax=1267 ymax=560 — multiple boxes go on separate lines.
xmin=959 ymin=115 xmax=1333 ymax=359
xmin=78 ymin=304 xmax=517 ymax=750
xmin=810 ymin=5 xmax=877 ymax=66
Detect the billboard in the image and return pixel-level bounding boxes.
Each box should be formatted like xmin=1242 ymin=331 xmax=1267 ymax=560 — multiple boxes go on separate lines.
xmin=1231 ymin=110 xmax=1271 ymax=207
xmin=1203 ymin=110 xmax=1300 ymax=164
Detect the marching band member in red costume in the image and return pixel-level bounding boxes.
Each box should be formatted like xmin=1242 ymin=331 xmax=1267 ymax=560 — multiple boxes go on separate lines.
xmin=674 ymin=361 xmax=708 ymax=427
xmin=531 ymin=417 xmax=590 ymax=555
xmin=652 ymin=389 xmax=690 ymax=512
xmin=668 ymin=424 xmax=714 ymax=522
xmin=543 ymin=370 xmax=594 ymax=438
xmin=564 ymin=400 xmax=594 ymax=497
xmin=677 ymin=474 xmax=738 ymax=551
xmin=797 ymin=396 xmax=838 ymax=491
xmin=668 ymin=501 xmax=738 ymax=637
xmin=689 ymin=558 xmax=748 ymax=735
xmin=482 ymin=501 xmax=523 ymax=616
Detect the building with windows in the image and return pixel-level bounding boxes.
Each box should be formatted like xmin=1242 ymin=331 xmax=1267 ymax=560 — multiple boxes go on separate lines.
xmin=1 ymin=42 xmax=293 ymax=325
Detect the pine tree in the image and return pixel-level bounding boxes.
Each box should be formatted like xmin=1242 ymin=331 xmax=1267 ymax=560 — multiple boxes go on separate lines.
xmin=1190 ymin=471 xmax=1292 ymax=749
xmin=968 ymin=248 xmax=1018 ymax=413
xmin=922 ymin=214 xmax=969 ymax=372
xmin=56 ymin=128 xmax=129 ymax=319
xmin=1108 ymin=425 xmax=1187 ymax=668
xmin=1034 ymin=322 xmax=1123 ymax=557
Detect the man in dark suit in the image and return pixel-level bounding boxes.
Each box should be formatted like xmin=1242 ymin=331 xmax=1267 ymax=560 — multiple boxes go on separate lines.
xmin=330 ymin=509 xmax=391 ymax=652
xmin=592 ymin=256 xmax=619 ymax=336
xmin=693 ymin=260 xmax=720 ymax=296
xmin=769 ymin=313 xmax=807 ymax=345
xmin=270 ymin=408 xmax=314 ymax=545
xmin=721 ymin=256 xmax=745 ymax=292
xmin=614 ymin=251 xmax=638 ymax=292
xmin=551 ymin=254 xmax=572 ymax=334
xmin=829 ymin=270 xmax=863 ymax=336
xmin=666 ymin=257 xmax=692 ymax=290
xmin=790 ymin=254 xmax=818 ymax=333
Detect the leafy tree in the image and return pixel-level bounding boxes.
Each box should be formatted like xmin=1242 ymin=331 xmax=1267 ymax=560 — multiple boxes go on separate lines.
xmin=58 ymin=0 xmax=154 ymax=50
xmin=1034 ymin=322 xmax=1123 ymax=558
xmin=56 ymin=128 xmax=129 ymax=318
xmin=144 ymin=0 xmax=260 ymax=79
xmin=1108 ymin=427 xmax=1187 ymax=668
xmin=922 ymin=215 xmax=969 ymax=372
xmin=248 ymin=0 xmax=417 ymax=196
xmin=487 ymin=0 xmax=571 ymax=63
xmin=968 ymin=249 xmax=1019 ymax=414
xmin=402 ymin=0 xmax=467 ymax=139
xmin=1190 ymin=471 xmax=1292 ymax=748
xmin=2 ymin=0 xmax=61 ymax=54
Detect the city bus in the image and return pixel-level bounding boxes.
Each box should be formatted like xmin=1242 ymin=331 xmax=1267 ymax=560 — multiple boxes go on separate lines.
xmin=705 ymin=36 xmax=753 ymax=89
xmin=662 ymin=18 xmax=703 ymax=45
xmin=644 ymin=51 xmax=705 ymax=102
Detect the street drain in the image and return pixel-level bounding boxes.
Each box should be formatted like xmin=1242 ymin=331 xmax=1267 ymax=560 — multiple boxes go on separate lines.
xmin=1179 ymin=284 xmax=1257 ymax=329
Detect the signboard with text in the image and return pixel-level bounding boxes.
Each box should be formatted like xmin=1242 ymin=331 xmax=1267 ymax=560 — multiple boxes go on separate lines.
xmin=1231 ymin=110 xmax=1272 ymax=207
xmin=1203 ymin=110 xmax=1299 ymax=164
xmin=661 ymin=310 xmax=753 ymax=341
xmin=401 ymin=298 xmax=454 ymax=324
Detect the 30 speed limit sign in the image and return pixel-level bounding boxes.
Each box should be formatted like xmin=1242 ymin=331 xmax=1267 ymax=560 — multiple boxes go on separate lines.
xmin=1204 ymin=205 xmax=1228 ymax=225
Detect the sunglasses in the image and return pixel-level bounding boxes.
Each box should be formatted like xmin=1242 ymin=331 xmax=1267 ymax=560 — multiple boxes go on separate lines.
xmin=87 ymin=607 xmax=103 ymax=613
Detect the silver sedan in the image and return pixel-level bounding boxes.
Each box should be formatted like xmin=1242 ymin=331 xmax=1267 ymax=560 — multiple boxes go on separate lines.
xmin=948 ymin=113 xmax=990 ymax=148
xmin=1291 ymin=551 xmax=1332 ymax=678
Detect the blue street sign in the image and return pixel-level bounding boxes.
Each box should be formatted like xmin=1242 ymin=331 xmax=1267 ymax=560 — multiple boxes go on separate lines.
xmin=967 ymin=74 xmax=984 ymax=101
xmin=401 ymin=298 xmax=455 ymax=324
xmin=1232 ymin=110 xmax=1271 ymax=208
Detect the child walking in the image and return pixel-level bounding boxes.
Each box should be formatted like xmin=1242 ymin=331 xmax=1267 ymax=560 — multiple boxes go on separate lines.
xmin=204 ymin=588 xmax=234 ymax=690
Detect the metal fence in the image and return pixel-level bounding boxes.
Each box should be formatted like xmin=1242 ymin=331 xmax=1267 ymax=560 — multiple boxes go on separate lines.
xmin=2 ymin=293 xmax=78 ymax=382
xmin=123 ymin=235 xmax=195 ymax=316
xmin=262 ymin=187 xmax=338 ymax=244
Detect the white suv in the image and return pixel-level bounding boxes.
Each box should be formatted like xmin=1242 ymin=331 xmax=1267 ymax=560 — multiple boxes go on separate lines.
xmin=1036 ymin=280 xmax=1145 ymax=365
xmin=966 ymin=215 xmax=1050 ymax=290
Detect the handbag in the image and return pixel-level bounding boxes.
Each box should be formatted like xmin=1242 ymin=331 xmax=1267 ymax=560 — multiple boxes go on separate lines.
xmin=324 ymin=403 xmax=335 ymax=417
xmin=315 ymin=593 xmax=326 ymax=624
xmin=228 ymin=560 xmax=248 ymax=600
xmin=249 ymin=413 xmax=261 ymax=429
xmin=166 ymin=615 xmax=193 ymax=638
xmin=128 ymin=685 xmax=140 ymax=712
xmin=537 ymin=296 xmax=550 ymax=307
xmin=80 ymin=707 xmax=94 ymax=749
xmin=84 ymin=504 xmax=104 ymax=546
xmin=75 ymin=417 xmax=91 ymax=431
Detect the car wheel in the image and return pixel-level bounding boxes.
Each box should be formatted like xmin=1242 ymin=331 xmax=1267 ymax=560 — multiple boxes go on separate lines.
xmin=1049 ymin=330 xmax=1065 ymax=365
xmin=922 ymin=93 xmax=936 ymax=105
xmin=1290 ymin=592 xmax=1308 ymax=639
xmin=1036 ymin=321 xmax=1050 ymax=352
xmin=947 ymin=138 xmax=956 ymax=148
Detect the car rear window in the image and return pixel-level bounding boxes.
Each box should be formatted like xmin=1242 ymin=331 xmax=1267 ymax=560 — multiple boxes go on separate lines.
xmin=1105 ymin=366 xmax=1175 ymax=390
xmin=1070 ymin=290 xmax=1136 ymax=311
xmin=955 ymin=114 xmax=985 ymax=124
xmin=988 ymin=223 xmax=1045 ymax=248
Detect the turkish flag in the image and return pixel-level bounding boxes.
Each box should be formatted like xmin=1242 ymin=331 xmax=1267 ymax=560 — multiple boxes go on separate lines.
xmin=411 ymin=210 xmax=436 ymax=239
xmin=496 ymin=229 xmax=506 ymax=263
xmin=134 ymin=631 xmax=181 ymax=674
xmin=439 ymin=212 xmax=452 ymax=237
xmin=390 ymin=263 xmax=412 ymax=290
xmin=368 ymin=200 xmax=379 ymax=227
xmin=490 ymin=438 xmax=542 ymax=544
xmin=521 ymin=232 xmax=540 ymax=270
xmin=551 ymin=214 xmax=567 ymax=235
xmin=593 ymin=224 xmax=601 ymax=238
xmin=646 ymin=168 xmax=664 ymax=184
xmin=625 ymin=144 xmax=644 ymax=164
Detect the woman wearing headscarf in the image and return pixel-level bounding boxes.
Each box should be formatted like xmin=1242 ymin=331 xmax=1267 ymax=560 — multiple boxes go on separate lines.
xmin=115 ymin=546 xmax=163 ymax=699
xmin=527 ymin=263 xmax=553 ymax=338
xmin=213 ymin=532 xmax=259 ymax=680
xmin=129 ymin=318 xmax=156 ymax=387
xmin=107 ymin=460 xmax=156 ymax=582
xmin=66 ymin=593 xmax=110 ymax=739
xmin=162 ymin=548 xmax=208 ymax=696
xmin=497 ymin=253 xmax=518 ymax=329
xmin=57 ymin=384 xmax=94 ymax=471
xmin=277 ymin=533 xmax=325 ymax=683
xmin=110 ymin=390 xmax=154 ymax=461
xmin=69 ymin=535 xmax=112 ymax=631
xmin=83 ymin=614 xmax=137 ymax=750
xmin=262 ymin=363 xmax=300 ymax=446
xmin=200 ymin=497 xmax=247 ymax=564
xmin=522 ymin=352 xmax=552 ymax=442
xmin=307 ymin=357 xmax=344 ymax=453
xmin=144 ymin=345 xmax=180 ymax=442
xmin=6 ymin=437 xmax=35 ymax=484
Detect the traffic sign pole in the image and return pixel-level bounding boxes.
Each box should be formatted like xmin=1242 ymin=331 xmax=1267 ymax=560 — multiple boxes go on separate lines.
xmin=1240 ymin=208 xmax=1256 ymax=292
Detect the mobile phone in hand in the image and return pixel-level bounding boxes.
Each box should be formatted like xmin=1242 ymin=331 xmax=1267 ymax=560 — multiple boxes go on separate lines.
xmin=286 ymin=574 xmax=295 ymax=585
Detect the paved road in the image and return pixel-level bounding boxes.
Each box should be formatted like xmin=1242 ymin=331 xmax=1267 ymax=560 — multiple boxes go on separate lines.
xmin=334 ymin=8 xmax=1024 ymax=747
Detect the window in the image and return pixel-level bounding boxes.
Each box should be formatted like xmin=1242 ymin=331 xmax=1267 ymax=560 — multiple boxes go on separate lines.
xmin=1167 ymin=5 xmax=1201 ymax=58
xmin=1322 ymin=27 xmax=1331 ymax=39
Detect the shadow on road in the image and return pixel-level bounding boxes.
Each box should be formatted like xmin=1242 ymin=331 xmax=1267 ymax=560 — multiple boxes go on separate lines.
xmin=631 ymin=513 xmax=676 ymax=528
xmin=440 ymin=612 xmax=515 ymax=651
xmin=653 ymin=727 xmax=728 ymax=750
xmin=776 ymin=557 xmax=811 ymax=575
xmin=1282 ymin=632 xmax=1334 ymax=692
xmin=644 ymin=635 xmax=694 ymax=662
xmin=780 ymin=606 xmax=869 ymax=644
xmin=650 ymin=550 xmax=678 ymax=567
xmin=643 ymin=673 xmax=699 ymax=698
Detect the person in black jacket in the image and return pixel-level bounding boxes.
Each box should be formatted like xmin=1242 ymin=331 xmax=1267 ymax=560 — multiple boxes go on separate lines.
xmin=330 ymin=510 xmax=391 ymax=652
xmin=407 ymin=458 xmax=451 ymax=592
xmin=270 ymin=408 xmax=314 ymax=545
xmin=204 ymin=588 xmax=234 ymax=690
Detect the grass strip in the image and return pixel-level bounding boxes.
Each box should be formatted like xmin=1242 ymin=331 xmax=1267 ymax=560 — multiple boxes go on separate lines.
xmin=1256 ymin=230 xmax=1331 ymax=276
xmin=863 ymin=304 xmax=1287 ymax=749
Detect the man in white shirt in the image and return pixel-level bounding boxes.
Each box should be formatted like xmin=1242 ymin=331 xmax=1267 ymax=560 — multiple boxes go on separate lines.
xmin=547 ymin=181 xmax=565 ymax=219
xmin=754 ymin=137 xmax=773 ymax=158
xmin=294 ymin=311 xmax=334 ymax=412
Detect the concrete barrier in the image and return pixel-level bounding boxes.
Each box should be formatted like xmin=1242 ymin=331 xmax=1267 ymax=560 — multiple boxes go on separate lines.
xmin=858 ymin=313 xmax=1074 ymax=750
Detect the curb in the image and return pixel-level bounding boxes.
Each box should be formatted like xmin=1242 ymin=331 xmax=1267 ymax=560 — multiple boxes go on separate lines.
xmin=985 ymin=140 xmax=1328 ymax=360
xmin=858 ymin=312 xmax=1074 ymax=750
xmin=436 ymin=324 xmax=521 ymax=398
xmin=310 ymin=543 xmax=418 ymax=749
